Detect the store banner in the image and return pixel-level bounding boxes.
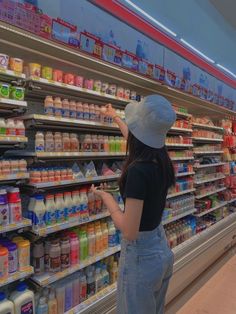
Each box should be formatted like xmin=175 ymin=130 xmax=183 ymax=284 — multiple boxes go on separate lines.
xmin=0 ymin=0 xmax=235 ymax=108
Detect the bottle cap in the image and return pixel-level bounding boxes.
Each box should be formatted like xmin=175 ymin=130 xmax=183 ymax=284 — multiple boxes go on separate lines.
xmin=0 ymin=292 xmax=6 ymax=301
xmin=17 ymin=282 xmax=28 ymax=292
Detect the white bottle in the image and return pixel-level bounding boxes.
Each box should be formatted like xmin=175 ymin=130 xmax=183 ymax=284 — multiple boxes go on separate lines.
xmin=10 ymin=282 xmax=35 ymax=314
xmin=45 ymin=194 xmax=56 ymax=226
xmin=64 ymin=191 xmax=73 ymax=220
xmin=35 ymin=132 xmax=45 ymax=152
xmin=0 ymin=292 xmax=14 ymax=314
xmin=37 ymin=296 xmax=48 ymax=314
xmin=71 ymin=190 xmax=81 ymax=219
xmin=80 ymin=189 xmax=89 ymax=221
xmin=15 ymin=120 xmax=25 ymax=137
xmin=55 ymin=193 xmax=65 ymax=223
xmin=32 ymin=195 xmax=46 ymax=230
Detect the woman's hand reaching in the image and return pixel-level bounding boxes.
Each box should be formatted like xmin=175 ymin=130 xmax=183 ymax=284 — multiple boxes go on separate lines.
xmin=105 ymin=103 xmax=117 ymax=118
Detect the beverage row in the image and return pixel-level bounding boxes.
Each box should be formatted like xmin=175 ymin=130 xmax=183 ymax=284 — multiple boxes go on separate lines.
xmin=195 ymin=194 xmax=224 ymax=215
xmin=28 ymin=187 xmax=122 ymax=229
xmin=0 ymin=235 xmax=30 ymax=279
xmin=168 ymin=178 xmax=194 ymax=195
xmin=166 ymin=136 xmax=192 ymax=145
xmin=0 ymin=83 xmax=25 ymax=101
xmin=44 ymin=96 xmax=125 ymax=123
xmin=32 ymin=219 xmax=120 ymax=274
xmin=0 ymin=119 xmax=25 ymax=137
xmin=163 ymin=195 xmax=195 ymax=221
xmin=35 ymin=132 xmax=127 ymax=153
xmin=173 ymin=163 xmax=193 ymax=175
xmin=193 ymin=144 xmax=222 ymax=153
xmin=168 ymin=150 xmax=193 ymax=159
xmin=0 ymin=159 xmax=27 ymax=176
xmin=0 ymin=188 xmax=22 ymax=226
xmin=192 ymin=129 xmax=223 ymax=140
xmin=196 ymin=182 xmax=225 ymax=197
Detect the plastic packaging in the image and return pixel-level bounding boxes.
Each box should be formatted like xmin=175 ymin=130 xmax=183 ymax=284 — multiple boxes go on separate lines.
xmin=10 ymin=282 xmax=35 ymax=314
xmin=0 ymin=292 xmax=14 ymax=314
xmin=0 ymin=246 xmax=9 ymax=279
xmin=17 ymin=240 xmax=30 ymax=271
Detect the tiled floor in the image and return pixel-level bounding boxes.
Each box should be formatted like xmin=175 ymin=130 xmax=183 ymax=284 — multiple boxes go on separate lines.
xmin=176 ymin=254 xmax=236 ymax=314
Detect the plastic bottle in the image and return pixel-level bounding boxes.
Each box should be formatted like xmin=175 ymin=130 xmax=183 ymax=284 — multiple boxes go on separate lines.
xmin=79 ymin=272 xmax=87 ymax=303
xmin=48 ymin=290 xmax=57 ymax=314
xmin=6 ymin=119 xmax=16 ymax=136
xmin=0 ymin=246 xmax=9 ymax=279
xmin=69 ymin=100 xmax=77 ymax=119
xmin=0 ymin=118 xmax=6 ymax=135
xmin=95 ymin=193 xmax=102 ymax=214
xmin=32 ymin=195 xmax=46 ymax=229
xmin=55 ymin=284 xmax=65 ymax=314
xmin=87 ymin=271 xmax=96 ymax=297
xmin=102 ymin=222 xmax=109 ymax=251
xmin=92 ymin=135 xmax=99 ymax=152
xmin=69 ymin=232 xmax=79 ymax=265
xmin=45 ymin=132 xmax=54 ymax=152
xmin=17 ymin=240 xmax=30 ymax=271
xmin=0 ymin=189 xmax=9 ymax=226
xmin=101 ymin=264 xmax=110 ymax=287
xmin=55 ymin=193 xmax=65 ymax=223
xmin=62 ymin=133 xmax=71 ymax=152
xmin=87 ymin=225 xmax=96 ymax=257
xmin=54 ymin=97 xmax=62 ymax=117
xmin=88 ymin=190 xmax=95 ymax=216
xmin=4 ymin=242 xmax=18 ymax=274
xmin=33 ymin=240 xmax=45 ymax=274
xmin=104 ymin=136 xmax=109 ymax=152
xmin=10 ymin=282 xmax=35 ymax=314
xmin=108 ymin=221 xmax=117 ymax=247
xmin=72 ymin=272 xmax=80 ymax=307
xmin=95 ymin=268 xmax=103 ymax=292
xmin=15 ymin=120 xmax=25 ymax=137
xmin=54 ymin=132 xmax=62 ymax=152
xmin=44 ymin=96 xmax=54 ymax=116
xmin=115 ymin=136 xmax=121 ymax=152
xmin=37 ymin=297 xmax=48 ymax=314
xmin=80 ymin=189 xmax=89 ymax=221
xmin=79 ymin=231 xmax=88 ymax=261
xmin=83 ymin=103 xmax=90 ymax=120
xmin=72 ymin=190 xmax=80 ymax=218
xmin=45 ymin=194 xmax=56 ymax=226
xmin=49 ymin=239 xmax=61 ymax=273
xmin=64 ymin=278 xmax=73 ymax=312
xmin=83 ymin=134 xmax=92 ymax=152
xmin=110 ymin=262 xmax=118 ymax=284
xmin=62 ymin=99 xmax=70 ymax=118
xmin=98 ymin=135 xmax=104 ymax=152
xmin=76 ymin=102 xmax=84 ymax=120
xmin=70 ymin=133 xmax=79 ymax=152
xmin=64 ymin=191 xmax=73 ymax=219
xmin=7 ymin=187 xmax=22 ymax=224
xmin=35 ymin=132 xmax=45 ymax=152
xmin=95 ymin=224 xmax=103 ymax=254
xmin=89 ymin=104 xmax=95 ymax=121
xmin=0 ymin=292 xmax=14 ymax=314
xmin=60 ymin=236 xmax=70 ymax=270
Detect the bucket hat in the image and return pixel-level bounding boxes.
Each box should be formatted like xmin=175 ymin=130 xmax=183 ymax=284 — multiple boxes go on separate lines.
xmin=125 ymin=94 xmax=176 ymax=148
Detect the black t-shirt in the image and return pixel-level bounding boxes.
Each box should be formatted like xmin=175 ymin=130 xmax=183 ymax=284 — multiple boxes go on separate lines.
xmin=122 ymin=162 xmax=168 ymax=231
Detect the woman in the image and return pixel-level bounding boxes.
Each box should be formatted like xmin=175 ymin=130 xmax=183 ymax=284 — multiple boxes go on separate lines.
xmin=92 ymin=94 xmax=176 ymax=314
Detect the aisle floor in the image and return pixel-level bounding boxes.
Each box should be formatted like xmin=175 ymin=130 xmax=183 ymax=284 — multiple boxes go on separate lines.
xmin=176 ymin=254 xmax=236 ymax=314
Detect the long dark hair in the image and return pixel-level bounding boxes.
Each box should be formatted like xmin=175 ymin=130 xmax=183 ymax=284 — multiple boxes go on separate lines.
xmin=119 ymin=131 xmax=175 ymax=194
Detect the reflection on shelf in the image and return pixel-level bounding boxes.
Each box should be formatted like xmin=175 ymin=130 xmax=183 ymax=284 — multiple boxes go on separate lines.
xmin=0 ymin=267 xmax=34 ymax=288
xmin=0 ymin=98 xmax=27 ymax=109
xmin=192 ymin=137 xmax=223 ymax=143
xmin=176 ymin=172 xmax=195 ymax=178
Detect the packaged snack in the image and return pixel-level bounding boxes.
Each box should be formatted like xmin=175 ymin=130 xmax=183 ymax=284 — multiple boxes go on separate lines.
xmin=9 ymin=58 xmax=23 ymax=73
xmin=29 ymin=63 xmax=41 ymax=77
xmin=0 ymin=54 xmax=9 ymax=69
xmin=0 ymin=83 xmax=10 ymax=98
xmin=10 ymin=86 xmax=25 ymax=101
xmin=101 ymin=163 xmax=116 ymax=176
xmin=64 ymin=73 xmax=75 ymax=85
xmin=53 ymin=69 xmax=63 ymax=82
xmin=42 ymin=66 xmax=53 ymax=80
xmin=72 ymin=163 xmax=84 ymax=180
xmin=84 ymin=161 xmax=97 ymax=178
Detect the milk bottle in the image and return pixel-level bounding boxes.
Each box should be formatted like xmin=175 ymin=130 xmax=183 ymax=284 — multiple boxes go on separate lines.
xmin=45 ymin=194 xmax=56 ymax=226
xmin=32 ymin=195 xmax=46 ymax=230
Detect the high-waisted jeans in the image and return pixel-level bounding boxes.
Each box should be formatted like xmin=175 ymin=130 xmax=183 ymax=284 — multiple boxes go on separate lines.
xmin=117 ymin=224 xmax=174 ymax=314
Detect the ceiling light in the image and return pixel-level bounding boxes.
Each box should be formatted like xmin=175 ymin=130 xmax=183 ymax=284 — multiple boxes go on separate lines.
xmin=123 ymin=0 xmax=177 ymax=37
xmin=216 ymin=63 xmax=236 ymax=78
xmin=180 ymin=38 xmax=215 ymax=63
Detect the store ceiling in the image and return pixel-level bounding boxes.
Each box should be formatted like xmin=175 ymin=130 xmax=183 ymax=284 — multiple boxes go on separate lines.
xmin=210 ymin=0 xmax=236 ymax=30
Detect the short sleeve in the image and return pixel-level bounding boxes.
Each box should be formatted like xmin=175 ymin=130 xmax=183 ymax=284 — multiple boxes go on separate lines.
xmin=124 ymin=165 xmax=147 ymax=200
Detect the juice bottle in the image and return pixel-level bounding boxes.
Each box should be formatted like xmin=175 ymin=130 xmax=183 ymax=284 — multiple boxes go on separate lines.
xmin=102 ymin=222 xmax=108 ymax=251
xmin=104 ymin=136 xmax=109 ymax=152
xmin=15 ymin=120 xmax=25 ymax=137
xmin=98 ymin=135 xmax=104 ymax=152
xmin=80 ymin=189 xmax=89 ymax=221
xmin=69 ymin=232 xmax=79 ymax=265
xmin=60 ymin=236 xmax=70 ymax=270
xmin=0 ymin=118 xmax=6 ymax=135
xmin=87 ymin=225 xmax=95 ymax=257
xmin=44 ymin=96 xmax=54 ymax=116
xmin=64 ymin=278 xmax=73 ymax=312
xmin=62 ymin=99 xmax=70 ymax=118
xmin=55 ymin=283 xmax=65 ymax=314
xmin=35 ymin=132 xmax=45 ymax=152
xmin=87 ymin=190 xmax=95 ymax=216
xmin=110 ymin=262 xmax=118 ymax=283
xmin=83 ymin=134 xmax=92 ymax=152
xmin=79 ymin=231 xmax=88 ymax=261
xmin=108 ymin=221 xmax=117 ymax=247
xmin=70 ymin=133 xmax=79 ymax=152
xmin=115 ymin=136 xmax=121 ymax=152
xmin=54 ymin=97 xmax=62 ymax=117
xmin=92 ymin=135 xmax=99 ymax=152
xmin=45 ymin=132 xmax=55 ymax=152
xmin=45 ymin=194 xmax=56 ymax=226
xmin=48 ymin=290 xmax=57 ymax=314
xmin=76 ymin=102 xmax=83 ymax=120
xmin=64 ymin=191 xmax=73 ymax=220
xmin=101 ymin=264 xmax=110 ymax=287
xmin=87 ymin=271 xmax=95 ymax=297
xmin=54 ymin=132 xmax=62 ymax=152
xmin=95 ymin=223 xmax=103 ymax=254
xmin=62 ymin=133 xmax=71 ymax=152
xmin=55 ymin=193 xmax=65 ymax=223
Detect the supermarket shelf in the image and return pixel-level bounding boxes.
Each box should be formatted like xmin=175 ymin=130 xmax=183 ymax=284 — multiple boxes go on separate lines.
xmin=194 ymin=202 xmax=228 ymax=217
xmin=0 ymin=98 xmax=27 ymax=109
xmin=27 ymin=174 xmax=120 ymax=189
xmin=166 ymin=188 xmax=196 ymax=199
xmin=194 ymin=162 xmax=226 ymax=169
xmin=31 ymin=245 xmax=121 ymax=287
xmin=32 ymin=212 xmax=110 ymax=236
xmin=28 ymin=76 xmax=129 ymax=105
xmin=194 ymin=175 xmax=225 ymax=185
xmin=0 ymin=173 xmax=29 ymax=183
xmin=195 ymin=187 xmax=227 ymax=199
xmin=193 ymin=150 xmax=224 ymax=155
xmin=0 ymin=266 xmax=34 ymax=288
xmin=0 ymin=136 xmax=27 ymax=144
xmin=166 ymin=143 xmax=193 ymax=148
xmin=170 ymin=127 xmax=193 ymax=133
xmin=65 ymin=283 xmax=117 ymax=314
xmin=175 ymin=111 xmax=192 ymax=118
xmin=176 ymin=171 xmax=195 ymax=177
xmin=170 ymin=156 xmax=194 ymax=161
xmin=228 ymin=198 xmax=236 ymax=204
xmin=192 ymin=137 xmax=223 ymax=143
xmin=162 ymin=208 xmax=196 ymax=225
xmin=192 ymin=123 xmax=224 ymax=131
xmin=0 ymin=218 xmax=31 ymax=234
xmin=0 ymin=67 xmax=26 ymax=79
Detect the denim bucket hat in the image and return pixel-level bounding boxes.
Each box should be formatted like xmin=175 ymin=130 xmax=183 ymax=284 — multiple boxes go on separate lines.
xmin=125 ymin=94 xmax=176 ymax=149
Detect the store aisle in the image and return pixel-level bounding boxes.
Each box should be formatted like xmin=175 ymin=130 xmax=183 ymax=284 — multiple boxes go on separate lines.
xmin=177 ymin=254 xmax=236 ymax=314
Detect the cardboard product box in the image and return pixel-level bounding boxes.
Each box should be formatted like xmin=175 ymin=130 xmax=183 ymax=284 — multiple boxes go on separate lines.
xmin=52 ymin=18 xmax=79 ymax=48
xmin=153 ymin=65 xmax=165 ymax=82
xmin=102 ymin=42 xmax=123 ymax=66
xmin=122 ymin=50 xmax=139 ymax=71
xmin=80 ymin=31 xmax=103 ymax=58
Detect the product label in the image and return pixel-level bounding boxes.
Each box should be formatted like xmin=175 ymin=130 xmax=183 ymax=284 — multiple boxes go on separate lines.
xmin=83 ymin=112 xmax=90 ymax=120
xmin=71 ymin=205 xmax=77 ymax=216
xmin=50 ymin=256 xmax=61 ymax=272
xmin=68 ymin=206 xmax=73 ymax=218
xmin=61 ymin=252 xmax=70 ymax=269
xmin=92 ymin=143 xmax=99 ymax=152
xmin=108 ymin=234 xmax=117 ymax=247
xmin=64 ymin=207 xmax=69 ymax=220
xmin=32 ymin=212 xmax=45 ymax=228
xmin=70 ymin=111 xmax=77 ymax=119
xmin=35 ymin=144 xmax=45 ymax=152
xmin=77 ymin=111 xmax=84 ymax=120
xmin=87 ymin=281 xmax=96 ymax=297
xmin=104 ymin=274 xmax=110 ymax=286
xmin=83 ymin=143 xmax=92 ymax=152
xmin=0 ymin=204 xmax=9 ymax=225
xmin=9 ymin=249 xmax=18 ymax=273
xmin=54 ymin=108 xmax=62 ymax=116
xmin=45 ymin=142 xmax=54 ymax=152
xmin=56 ymin=208 xmax=64 ymax=222
xmin=44 ymin=107 xmax=54 ymax=115
xmin=21 ymin=301 xmax=33 ymax=314
xmin=62 ymin=109 xmax=70 ymax=118
xmin=89 ymin=113 xmax=96 ymax=121
xmin=9 ymin=202 xmax=22 ymax=223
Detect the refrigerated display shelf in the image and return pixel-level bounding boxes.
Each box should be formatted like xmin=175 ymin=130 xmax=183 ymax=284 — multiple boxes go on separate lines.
xmin=28 ymin=76 xmax=129 ymax=105
xmin=0 ymin=266 xmax=34 ymax=288
xmin=65 ymin=283 xmax=117 ymax=314
xmin=166 ymin=143 xmax=193 ymax=148
xmin=195 ymin=187 xmax=227 ymax=199
xmin=162 ymin=208 xmax=196 ymax=225
xmin=0 ymin=67 xmax=26 ymax=79
xmin=31 ymin=245 xmax=121 ymax=287
xmin=0 ymin=98 xmax=27 ymax=109
xmin=31 ymin=212 xmax=110 ymax=236
xmin=194 ymin=162 xmax=226 ymax=169
xmin=194 ymin=175 xmax=225 ymax=185
xmin=0 ymin=136 xmax=27 ymax=143
xmin=27 ymin=174 xmax=120 ymax=189
xmin=193 ymin=151 xmax=224 ymax=155
xmin=194 ymin=202 xmax=228 ymax=217
xmin=192 ymin=137 xmax=223 ymax=143
xmin=192 ymin=123 xmax=224 ymax=131
xmin=0 ymin=218 xmax=32 ymax=234
xmin=176 ymin=171 xmax=195 ymax=178
xmin=166 ymin=188 xmax=196 ymax=199
xmin=0 ymin=173 xmax=29 ymax=182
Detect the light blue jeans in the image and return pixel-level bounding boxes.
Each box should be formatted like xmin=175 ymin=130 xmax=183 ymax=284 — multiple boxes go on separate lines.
xmin=117 ymin=224 xmax=174 ymax=314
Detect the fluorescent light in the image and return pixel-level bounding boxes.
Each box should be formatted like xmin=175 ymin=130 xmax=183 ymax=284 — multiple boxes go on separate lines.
xmin=180 ymin=38 xmax=215 ymax=63
xmin=216 ymin=63 xmax=236 ymax=78
xmin=123 ymin=0 xmax=177 ymax=37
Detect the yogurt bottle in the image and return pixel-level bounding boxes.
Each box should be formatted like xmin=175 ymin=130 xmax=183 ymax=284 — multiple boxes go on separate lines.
xmin=45 ymin=194 xmax=56 ymax=226
xmin=45 ymin=132 xmax=54 ymax=152
xmin=83 ymin=103 xmax=90 ymax=120
xmin=54 ymin=97 xmax=62 ymax=117
xmin=76 ymin=102 xmax=84 ymax=120
xmin=35 ymin=132 xmax=45 ymax=152
xmin=0 ymin=292 xmax=14 ymax=314
xmin=10 ymin=282 xmax=35 ymax=314
xmin=31 ymin=195 xmax=46 ymax=229
xmin=54 ymin=132 xmax=62 ymax=152
xmin=62 ymin=99 xmax=70 ymax=118
xmin=44 ymin=96 xmax=54 ymax=116
xmin=89 ymin=104 xmax=95 ymax=121
xmin=69 ymin=100 xmax=77 ymax=119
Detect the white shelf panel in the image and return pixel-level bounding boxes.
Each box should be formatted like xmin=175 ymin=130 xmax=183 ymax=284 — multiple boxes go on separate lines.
xmin=194 ymin=151 xmax=224 ymax=155
xmin=162 ymin=208 xmax=196 ymax=225
xmin=0 ymin=173 xmax=29 ymax=182
xmin=0 ymin=98 xmax=27 ymax=108
xmin=195 ymin=187 xmax=227 ymax=199
xmin=194 ymin=162 xmax=225 ymax=169
xmin=0 ymin=67 xmax=26 ymax=79
xmin=27 ymin=174 xmax=120 ymax=189
xmin=31 ymin=245 xmax=121 ymax=287
xmin=194 ymin=175 xmax=225 ymax=185
xmin=32 ymin=212 xmax=111 ymax=236
xmin=0 ymin=267 xmax=34 ymax=288
xmin=194 ymin=202 xmax=228 ymax=217
xmin=171 ymin=127 xmax=193 ymax=133
xmin=192 ymin=137 xmax=223 ymax=142
xmin=166 ymin=143 xmax=193 ymax=148
xmin=175 ymin=111 xmax=192 ymax=118
xmin=170 ymin=156 xmax=194 ymax=161
xmin=176 ymin=171 xmax=195 ymax=177
xmin=0 ymin=218 xmax=31 ymax=234
xmin=192 ymin=123 xmax=224 ymax=131
xmin=167 ymin=188 xmax=196 ymax=199
xmin=0 ymin=136 xmax=27 ymax=143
